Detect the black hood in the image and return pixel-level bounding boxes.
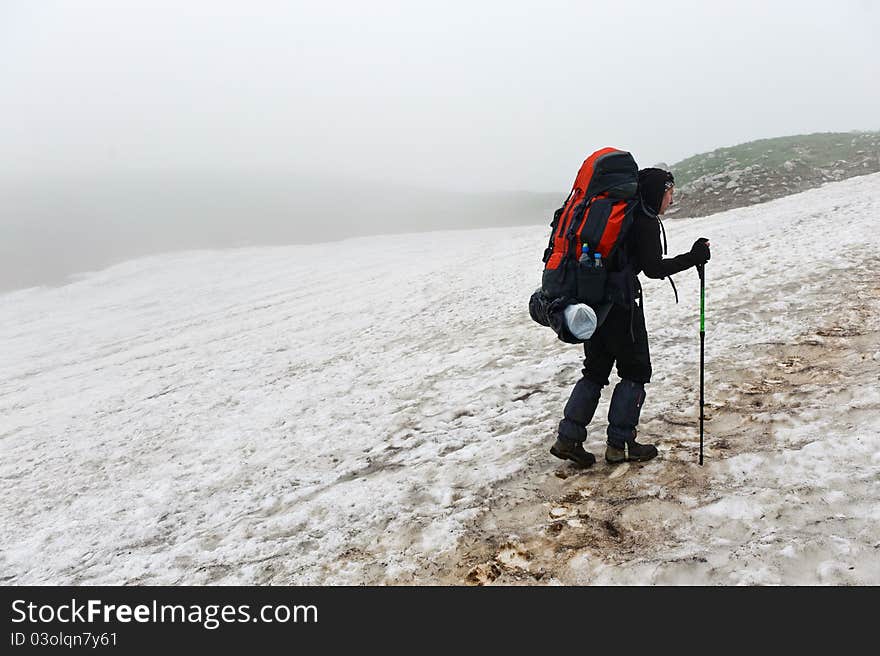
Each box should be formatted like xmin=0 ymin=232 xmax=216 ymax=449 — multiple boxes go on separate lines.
xmin=638 ymin=168 xmax=674 ymax=214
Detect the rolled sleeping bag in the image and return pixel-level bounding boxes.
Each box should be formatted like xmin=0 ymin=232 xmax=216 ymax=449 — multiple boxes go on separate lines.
xmin=563 ymin=303 xmax=597 ymax=340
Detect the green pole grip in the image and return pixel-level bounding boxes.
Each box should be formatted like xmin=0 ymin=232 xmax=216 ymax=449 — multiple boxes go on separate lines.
xmin=699 ymin=265 xmax=705 ymax=333
xmin=700 ymin=284 xmax=705 ymax=332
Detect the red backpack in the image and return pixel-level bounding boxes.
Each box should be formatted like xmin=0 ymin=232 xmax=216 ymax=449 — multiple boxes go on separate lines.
xmin=540 ymin=147 xmax=639 ymax=306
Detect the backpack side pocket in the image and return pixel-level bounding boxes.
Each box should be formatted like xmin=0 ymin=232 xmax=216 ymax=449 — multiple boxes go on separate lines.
xmin=575 ymin=262 xmax=607 ymax=306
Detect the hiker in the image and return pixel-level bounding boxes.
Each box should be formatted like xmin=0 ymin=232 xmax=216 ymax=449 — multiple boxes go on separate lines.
xmin=549 ymin=167 xmax=711 ymax=467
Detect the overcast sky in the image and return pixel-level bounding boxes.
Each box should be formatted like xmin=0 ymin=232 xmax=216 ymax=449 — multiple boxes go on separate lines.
xmin=2 ymin=0 xmax=879 ymax=192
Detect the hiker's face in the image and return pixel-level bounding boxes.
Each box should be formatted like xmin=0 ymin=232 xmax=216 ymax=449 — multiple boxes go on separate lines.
xmin=659 ymin=186 xmax=674 ymax=214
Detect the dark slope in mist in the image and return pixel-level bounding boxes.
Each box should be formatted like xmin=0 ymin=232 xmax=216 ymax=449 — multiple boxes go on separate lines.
xmin=0 ymin=172 xmax=559 ymax=292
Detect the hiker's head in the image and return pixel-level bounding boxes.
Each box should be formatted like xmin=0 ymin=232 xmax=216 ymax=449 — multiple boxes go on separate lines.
xmin=638 ymin=168 xmax=675 ymax=215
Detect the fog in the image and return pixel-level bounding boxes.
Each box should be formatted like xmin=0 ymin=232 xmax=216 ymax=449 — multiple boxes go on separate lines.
xmin=2 ymin=0 xmax=879 ymax=291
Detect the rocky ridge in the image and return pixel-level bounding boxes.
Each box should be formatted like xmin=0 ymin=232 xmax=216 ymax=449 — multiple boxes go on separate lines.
xmin=667 ymin=131 xmax=880 ymax=218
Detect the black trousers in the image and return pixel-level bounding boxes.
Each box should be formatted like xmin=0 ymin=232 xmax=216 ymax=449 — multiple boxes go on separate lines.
xmin=583 ymin=299 xmax=652 ymax=386
xmin=557 ymin=300 xmax=651 ymax=445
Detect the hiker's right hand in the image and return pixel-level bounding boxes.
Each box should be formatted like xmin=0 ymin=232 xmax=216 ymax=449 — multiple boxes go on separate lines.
xmin=690 ymin=237 xmax=711 ymax=265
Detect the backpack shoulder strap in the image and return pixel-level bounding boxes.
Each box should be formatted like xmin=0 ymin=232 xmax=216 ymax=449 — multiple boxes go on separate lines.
xmin=657 ymin=214 xmax=669 ymax=255
xmin=643 ymin=205 xmax=680 ymax=304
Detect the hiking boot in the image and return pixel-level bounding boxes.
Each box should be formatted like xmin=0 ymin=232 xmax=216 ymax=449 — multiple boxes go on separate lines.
xmin=605 ymin=440 xmax=658 ymax=464
xmin=550 ymin=438 xmax=596 ymax=468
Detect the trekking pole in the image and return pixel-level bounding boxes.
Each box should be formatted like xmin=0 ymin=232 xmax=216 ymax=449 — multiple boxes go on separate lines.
xmin=698 ymin=263 xmax=705 ymax=465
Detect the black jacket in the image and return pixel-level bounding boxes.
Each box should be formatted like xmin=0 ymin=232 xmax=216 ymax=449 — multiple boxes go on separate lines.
xmin=626 ymin=203 xmax=696 ymax=280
